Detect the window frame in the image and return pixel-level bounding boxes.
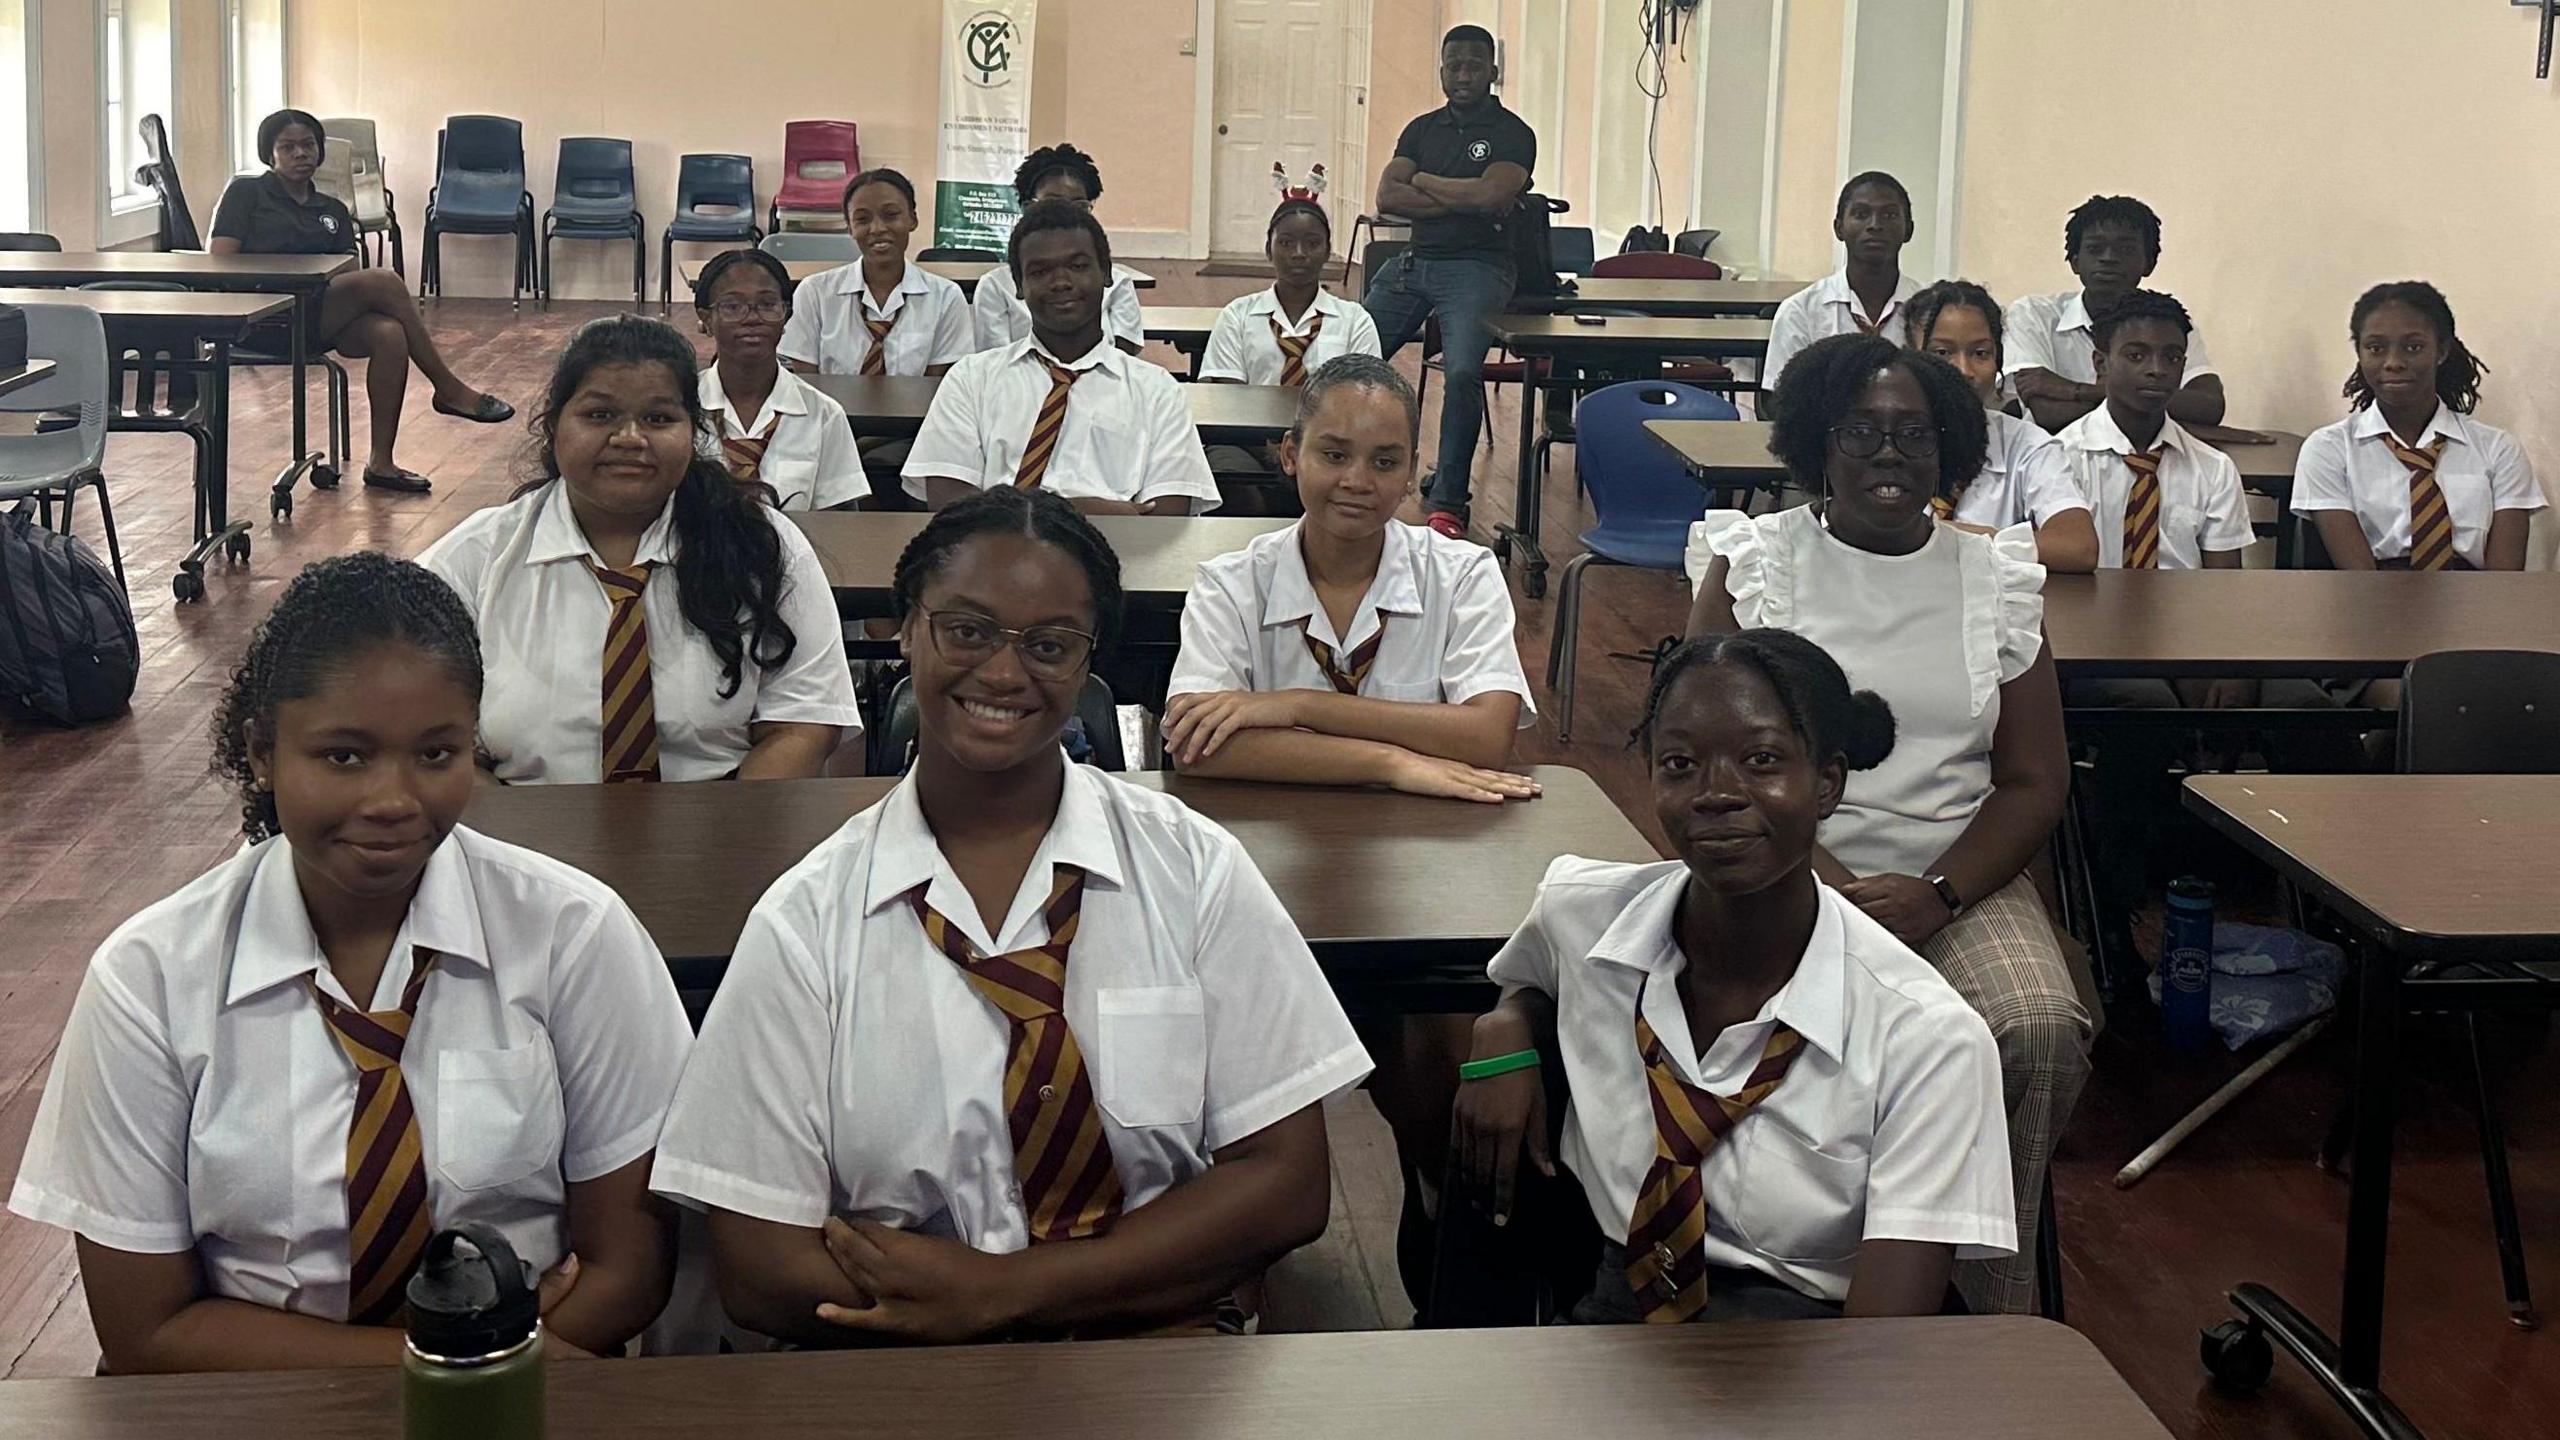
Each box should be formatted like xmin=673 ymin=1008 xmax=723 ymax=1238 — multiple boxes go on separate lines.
xmin=96 ymin=0 xmax=177 ymax=247
xmin=222 ymin=0 xmax=291 ymax=180
xmin=1 ymin=0 xmax=42 ymax=233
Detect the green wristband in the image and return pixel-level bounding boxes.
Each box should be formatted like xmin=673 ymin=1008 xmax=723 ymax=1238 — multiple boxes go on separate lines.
xmin=1458 ymin=1049 xmax=1542 ymax=1082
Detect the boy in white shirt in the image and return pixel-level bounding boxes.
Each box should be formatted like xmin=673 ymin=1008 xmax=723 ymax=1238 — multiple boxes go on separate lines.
xmin=971 ymin=142 xmax=1146 ymax=355
xmin=2004 ymin=196 xmax=2227 ymax=434
xmin=1761 ymin=171 xmax=1925 ymax=410
xmin=694 ymin=248 xmax=864 ymax=511
xmin=2054 ymin=289 xmax=2250 ymax=573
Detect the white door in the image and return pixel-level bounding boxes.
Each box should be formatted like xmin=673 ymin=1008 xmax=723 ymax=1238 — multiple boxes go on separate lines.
xmin=1211 ymin=0 xmax=1342 ymax=257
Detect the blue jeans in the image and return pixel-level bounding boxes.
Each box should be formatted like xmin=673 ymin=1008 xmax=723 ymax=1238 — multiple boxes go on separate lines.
xmin=1364 ymin=251 xmax=1516 ymax=515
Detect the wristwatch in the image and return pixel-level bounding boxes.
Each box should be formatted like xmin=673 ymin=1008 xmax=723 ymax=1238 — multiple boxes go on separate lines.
xmin=1925 ymin=873 xmax=1964 ymax=917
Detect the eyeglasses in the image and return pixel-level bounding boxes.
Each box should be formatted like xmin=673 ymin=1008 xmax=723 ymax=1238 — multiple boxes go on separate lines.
xmin=1828 ymin=421 xmax=1941 ymax=460
xmin=919 ymin=608 xmax=1097 ymax=680
xmin=710 ymin=298 xmax=787 ymax=322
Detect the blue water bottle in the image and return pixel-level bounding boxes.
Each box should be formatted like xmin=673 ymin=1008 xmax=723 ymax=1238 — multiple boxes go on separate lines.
xmin=2161 ymin=877 xmax=2217 ymax=1053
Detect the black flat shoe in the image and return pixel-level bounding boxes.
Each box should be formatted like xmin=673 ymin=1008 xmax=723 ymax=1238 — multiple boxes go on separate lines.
xmin=361 ymin=468 xmax=433 ymax=494
xmin=433 ymin=393 xmax=515 ymax=424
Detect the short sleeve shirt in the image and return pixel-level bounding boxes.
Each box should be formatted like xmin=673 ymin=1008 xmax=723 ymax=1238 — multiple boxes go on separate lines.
xmin=1392 ymin=102 xmax=1537 ymax=257
xmin=209 ymin=171 xmax=360 ymax=256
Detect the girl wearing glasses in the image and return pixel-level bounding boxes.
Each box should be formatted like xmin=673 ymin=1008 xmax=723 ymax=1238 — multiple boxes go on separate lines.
xmin=652 ymin=488 xmax=1370 ymax=1345
xmin=1683 ymin=332 xmax=2082 ymax=1318
xmin=420 ymin=314 xmax=859 ymax=783
xmin=692 ymin=249 xmax=865 ymax=512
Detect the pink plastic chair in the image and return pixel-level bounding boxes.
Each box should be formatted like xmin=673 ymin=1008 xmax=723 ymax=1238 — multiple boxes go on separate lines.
xmin=1592 ymin=251 xmax=1724 ymax=280
xmin=768 ymin=120 xmax=861 ymax=231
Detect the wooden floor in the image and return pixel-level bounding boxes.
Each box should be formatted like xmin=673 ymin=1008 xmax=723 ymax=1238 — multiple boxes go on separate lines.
xmin=1 ymin=276 xmax=2553 ymax=1439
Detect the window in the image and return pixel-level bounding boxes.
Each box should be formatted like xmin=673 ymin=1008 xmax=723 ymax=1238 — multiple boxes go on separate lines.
xmin=101 ymin=0 xmax=174 ymax=215
xmin=1 ymin=0 xmax=35 ymax=232
xmin=226 ymin=0 xmax=287 ymax=177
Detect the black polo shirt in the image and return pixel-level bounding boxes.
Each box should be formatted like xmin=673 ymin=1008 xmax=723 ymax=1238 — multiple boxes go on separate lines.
xmin=208 ymin=171 xmax=360 ymax=256
xmin=1392 ymin=100 xmax=1538 ymax=258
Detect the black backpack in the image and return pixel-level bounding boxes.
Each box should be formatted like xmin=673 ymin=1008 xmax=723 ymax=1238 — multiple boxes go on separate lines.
xmin=1618 ymin=225 xmax=1669 ymax=254
xmin=1508 ymin=193 xmax=1570 ymax=298
xmin=0 ymin=503 xmax=138 ymax=725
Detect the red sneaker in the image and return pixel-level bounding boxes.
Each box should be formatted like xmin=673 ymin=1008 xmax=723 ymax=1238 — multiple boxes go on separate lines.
xmin=1426 ymin=510 xmax=1468 ymax=540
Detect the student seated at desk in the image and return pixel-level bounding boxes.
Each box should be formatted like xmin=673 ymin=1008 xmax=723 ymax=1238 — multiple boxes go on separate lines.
xmin=422 ymin=315 xmax=859 ymax=783
xmin=972 ymin=144 xmax=1146 ymax=356
xmin=1901 ymin=280 xmax=2098 ymax=574
xmin=1199 ymin=200 xmax=1383 ymax=388
xmin=1759 ymin=171 xmax=1925 ymax=411
xmin=8 ymin=554 xmax=693 ymax=1372
xmin=1451 ymin=631 xmax=2015 ymax=1321
xmin=2293 ymin=281 xmax=2543 ymax=572
xmin=1163 ymin=355 xmax=1537 ymax=803
xmin=650 ymin=489 xmax=1372 ymax=1345
xmin=2053 ymin=290 xmax=2251 ymax=576
xmin=692 ymin=249 xmax=863 ymax=512
xmin=779 ymin=169 xmax=973 ymax=379
xmin=904 ymin=201 xmax=1218 ymax=517
xmin=2003 ymin=196 xmax=2226 ymax=433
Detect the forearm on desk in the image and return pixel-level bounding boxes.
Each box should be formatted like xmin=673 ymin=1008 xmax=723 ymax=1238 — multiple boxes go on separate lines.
xmin=1174 ymin=728 xmax=1412 ymax=787
xmin=1283 ymin=690 xmax=1519 ymax=769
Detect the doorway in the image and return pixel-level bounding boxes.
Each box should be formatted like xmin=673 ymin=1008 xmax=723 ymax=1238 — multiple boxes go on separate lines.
xmin=1209 ymin=0 xmax=1359 ymax=261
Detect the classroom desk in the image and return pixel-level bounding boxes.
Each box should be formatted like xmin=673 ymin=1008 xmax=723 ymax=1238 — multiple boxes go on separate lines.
xmin=464 ymin=765 xmax=1653 ymax=1008
xmin=1643 ymin=419 xmax=2306 ymax=504
xmin=1520 ymin=275 xmax=1805 ymax=319
xmin=2042 ymin=570 xmax=2560 ymax=680
xmin=791 ymin=510 xmax=1289 ymax=619
xmin=0 ymin=287 xmax=296 ymax=601
xmin=1141 ymin=304 xmax=1226 ymax=376
xmin=678 ymin=256 xmax=1158 ymax=297
xmin=0 ymin=357 xmax=54 ymax=397
xmin=804 ymin=373 xmax=1301 ymax=445
xmin=2184 ymin=774 xmax=2560 ymax=1440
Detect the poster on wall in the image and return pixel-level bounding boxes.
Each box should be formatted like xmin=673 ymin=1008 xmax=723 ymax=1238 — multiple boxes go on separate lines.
xmin=935 ymin=0 xmax=1038 ymax=250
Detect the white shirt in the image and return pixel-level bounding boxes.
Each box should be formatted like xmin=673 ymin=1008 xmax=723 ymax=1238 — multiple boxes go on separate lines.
xmin=9 ymin=828 xmax=693 ymax=1321
xmin=650 ymin=766 xmax=1372 ymax=1250
xmin=1488 ymin=860 xmax=2015 ymax=1303
xmin=1688 ymin=507 xmax=2047 ymax=879
xmin=2291 ymin=404 xmax=2545 ymax=570
xmin=901 ymin=337 xmax=1221 ymax=510
xmin=1761 ymin=268 xmax=1925 ymax=389
xmin=2001 ymin=288 xmax=2220 ymax=387
xmin=420 ymin=480 xmax=862 ymax=783
xmin=2056 ymin=407 xmax=2253 ymax=569
xmin=1197 ymin=288 xmax=1383 ymax=386
xmin=1951 ymin=410 xmax=2089 ymax=531
xmin=698 ymin=364 xmax=866 ymax=512
xmin=972 ymin=263 xmax=1147 ymax=353
xmin=778 ymin=261 xmax=975 ymax=378
xmin=1168 ymin=518 xmax=1535 ymax=722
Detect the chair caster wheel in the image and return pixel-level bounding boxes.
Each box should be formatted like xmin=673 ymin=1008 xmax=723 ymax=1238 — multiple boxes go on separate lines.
xmin=226 ymin=533 xmax=252 ymax=563
xmin=1522 ymin=568 xmax=1548 ymax=601
xmin=270 ymin=491 xmax=293 ymax=520
xmin=2510 ymin=1303 xmax=2540 ymax=1332
xmin=2201 ymin=1319 xmax=2273 ymax=1391
xmin=310 ymin=464 xmax=340 ymax=491
xmin=1492 ymin=533 xmax=1512 ymax=562
xmin=172 ymin=571 xmax=205 ymax=603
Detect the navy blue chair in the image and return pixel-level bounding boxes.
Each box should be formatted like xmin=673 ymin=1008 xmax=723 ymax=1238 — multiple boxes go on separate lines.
xmin=660 ymin=153 xmax=760 ymax=313
xmin=1544 ymin=381 xmax=1739 ymax=741
xmin=541 ymin=137 xmax=644 ymax=307
xmin=421 ymin=115 xmax=536 ymax=309
xmin=1551 ymin=225 xmax=1597 ymax=277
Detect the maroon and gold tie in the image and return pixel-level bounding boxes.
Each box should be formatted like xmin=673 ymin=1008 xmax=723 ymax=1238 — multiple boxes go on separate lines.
xmin=1928 ymin=494 xmax=1956 ymax=522
xmin=1013 ymin=357 xmax=1083 ymax=491
xmin=2384 ymin=432 xmax=2456 ymax=572
xmin=1624 ymin=980 xmax=1803 ymax=1323
xmin=312 ymin=954 xmax=438 ymax=1325
xmin=1272 ymin=313 xmax=1324 ymax=387
xmin=912 ymin=868 xmax=1123 ymax=1242
xmin=861 ymin=311 xmax=896 ymax=377
xmin=592 ymin=562 xmax=661 ymax=783
xmin=1303 ymin=620 xmax=1384 ymax=696
xmin=722 ymin=416 xmax=778 ymax=484
xmin=2120 ymin=447 xmax=2167 ymax=570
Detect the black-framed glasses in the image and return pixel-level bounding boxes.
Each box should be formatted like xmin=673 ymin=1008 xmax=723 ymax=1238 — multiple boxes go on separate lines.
xmin=1828 ymin=421 xmax=1941 ymax=460
xmin=710 ymin=298 xmax=787 ymax=321
xmin=919 ymin=608 xmax=1097 ymax=680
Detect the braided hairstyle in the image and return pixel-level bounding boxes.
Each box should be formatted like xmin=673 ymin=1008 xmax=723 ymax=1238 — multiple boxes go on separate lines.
xmin=1766 ymin=333 xmax=1989 ymax=505
xmin=892 ymin=487 xmax=1126 ymax=657
xmin=522 ymin=313 xmax=797 ymax=700
xmin=1635 ymin=629 xmax=1897 ymax=771
xmin=1014 ymin=143 xmax=1104 ymax=206
xmin=2344 ymin=280 xmax=2488 ymax=415
xmin=1902 ymin=279 xmax=2006 ymax=369
xmin=2065 ymin=194 xmax=2162 ymax=267
xmin=211 ymin=553 xmax=483 ymax=842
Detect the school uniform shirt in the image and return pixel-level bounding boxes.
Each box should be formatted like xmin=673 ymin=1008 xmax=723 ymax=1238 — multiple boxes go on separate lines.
xmin=2000 ymin=288 xmax=2220 ymax=388
xmin=2055 ymin=407 xmax=2253 ymax=569
xmin=1167 ymin=517 xmax=1535 ymax=723
xmin=1489 ymin=858 xmax=2015 ymax=1303
xmin=1950 ymin=409 xmax=2089 ymax=531
xmin=1760 ymin=268 xmax=1926 ymax=391
xmin=2291 ymin=404 xmax=2545 ymax=571
xmin=1196 ymin=288 xmax=1384 ymax=386
xmin=970 ymin=263 xmax=1148 ymax=353
xmin=8 ymin=827 xmax=693 ymax=1321
xmin=698 ymin=365 xmax=866 ymax=512
xmin=778 ymin=261 xmax=975 ymax=377
xmin=208 ymin=170 xmax=360 ymax=255
xmin=649 ymin=765 xmax=1373 ymax=1250
xmin=1687 ymin=507 xmax=2047 ymax=880
xmin=419 ymin=479 xmax=861 ymax=783
xmin=900 ymin=336 xmax=1221 ymax=510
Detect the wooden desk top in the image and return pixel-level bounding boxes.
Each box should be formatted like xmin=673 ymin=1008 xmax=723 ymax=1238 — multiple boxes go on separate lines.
xmin=464 ymin=766 xmax=1653 ymax=965
xmin=0 ymin=358 xmax=55 ymax=399
xmin=2186 ymin=774 xmax=2560 ymax=961
xmin=0 ymin=250 xmax=353 ymax=289
xmin=791 ymin=510 xmax=1289 ymax=607
xmin=679 ymin=256 xmax=1157 ymax=294
xmin=0 ymin=286 xmax=295 ymax=340
xmin=1490 ymin=313 xmax=1771 ymax=358
xmin=1645 ymin=419 xmax=2306 ymax=485
xmin=0 ymin=1318 xmax=2172 ymax=1439
xmin=1140 ymin=304 xmax=1226 ymax=341
xmin=804 ymin=373 xmax=1300 ymax=443
xmin=2044 ymin=571 xmax=2560 ymax=678
xmin=1532 ymin=276 xmax=1804 ymax=318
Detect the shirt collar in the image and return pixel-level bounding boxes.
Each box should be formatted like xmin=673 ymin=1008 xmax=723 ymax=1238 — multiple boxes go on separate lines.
xmin=1244 ymin=287 xmax=1349 ymax=334
xmin=2069 ymin=403 xmax=2199 ymax=462
xmin=1435 ymin=97 xmax=1511 ymax=128
xmin=1260 ymin=521 xmax=1425 ymax=647
xmin=257 ymin=168 xmax=324 ymax=211
xmin=2058 ymin=289 xmax=2097 ymax=332
xmin=2349 ymin=402 xmax=2466 ymax=450
xmin=225 ymin=831 xmax=493 ymax=1008
xmin=1810 ymin=267 xmax=1920 ymax=316
xmin=1012 ymin=334 xmax=1123 ymax=378
xmin=701 ymin=363 xmax=813 ymax=435
xmin=525 ymin=478 xmax=679 ymax=569
xmin=854 ymin=262 xmax=933 ymax=315
xmin=861 ymin=767 xmax=1129 ymax=926
xmin=1584 ymin=872 xmax=1852 ymax=1077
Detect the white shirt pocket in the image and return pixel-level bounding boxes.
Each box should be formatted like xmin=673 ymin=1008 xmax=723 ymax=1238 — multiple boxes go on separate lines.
xmin=758 ymin=458 xmax=818 ymax=511
xmin=434 ymin=1039 xmax=567 ymax=1193
xmin=1726 ymin=1116 xmax=1867 ymax=1264
xmin=1092 ymin=986 xmax=1207 ymax=1129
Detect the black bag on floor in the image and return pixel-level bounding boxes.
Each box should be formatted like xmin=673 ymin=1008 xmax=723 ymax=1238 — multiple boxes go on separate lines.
xmin=1508 ymin=193 xmax=1570 ymax=298
xmin=0 ymin=503 xmax=138 ymax=725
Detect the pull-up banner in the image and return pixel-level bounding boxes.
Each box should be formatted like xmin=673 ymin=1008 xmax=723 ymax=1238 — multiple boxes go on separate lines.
xmin=936 ymin=0 xmax=1038 ymax=251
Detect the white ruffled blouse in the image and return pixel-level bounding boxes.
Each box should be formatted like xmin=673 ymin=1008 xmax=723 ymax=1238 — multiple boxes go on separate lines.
xmin=1684 ymin=506 xmax=2047 ymax=879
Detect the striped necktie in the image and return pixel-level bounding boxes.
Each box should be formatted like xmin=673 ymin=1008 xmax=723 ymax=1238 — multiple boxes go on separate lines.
xmin=861 ymin=310 xmax=896 ymax=377
xmin=2384 ymin=432 xmax=2457 ymax=571
xmin=311 ymin=953 xmax=438 ymax=1325
xmin=1928 ymin=494 xmax=1956 ymax=521
xmin=2120 ymin=446 xmax=2167 ymax=569
xmin=722 ymin=414 xmax=779 ymax=484
xmin=1272 ymin=312 xmax=1324 ymax=387
xmin=1624 ymin=978 xmax=1803 ymax=1323
xmin=592 ymin=562 xmax=661 ymax=783
xmin=1013 ymin=356 xmax=1083 ymax=491
xmin=1303 ymin=619 xmax=1384 ymax=696
xmin=912 ymin=868 xmax=1123 ymax=1242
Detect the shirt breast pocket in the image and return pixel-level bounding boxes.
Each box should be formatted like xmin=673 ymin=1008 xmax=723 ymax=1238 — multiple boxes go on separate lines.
xmin=434 ymin=1039 xmax=567 ymax=1193
xmin=1071 ymin=413 xmax=1140 ymax=495
xmin=2163 ymin=501 xmax=2202 ymax=550
xmin=758 ymin=457 xmax=818 ymax=510
xmin=1091 ymin=986 xmax=1207 ymax=1129
xmin=1725 ymin=1115 xmax=1868 ymax=1264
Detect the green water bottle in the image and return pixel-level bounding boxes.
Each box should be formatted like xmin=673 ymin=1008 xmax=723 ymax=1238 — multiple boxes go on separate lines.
xmin=403 ymin=1223 xmax=544 ymax=1440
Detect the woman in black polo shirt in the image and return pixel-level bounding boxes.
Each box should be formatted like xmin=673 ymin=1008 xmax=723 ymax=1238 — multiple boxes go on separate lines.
xmin=209 ymin=109 xmax=513 ymax=493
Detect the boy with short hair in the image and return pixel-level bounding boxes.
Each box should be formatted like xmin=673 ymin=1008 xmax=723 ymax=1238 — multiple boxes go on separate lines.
xmin=2055 ymin=289 xmax=2249 ymax=571
xmin=1760 ymin=171 xmax=1925 ymax=409
xmin=2005 ymin=196 xmax=2226 ymax=433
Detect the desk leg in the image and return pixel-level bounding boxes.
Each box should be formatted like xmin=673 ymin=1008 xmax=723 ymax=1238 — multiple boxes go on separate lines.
xmin=1491 ymin=352 xmax=1549 ymax=600
xmin=270 ymin=290 xmax=327 ymax=518
xmin=174 ymin=342 xmax=253 ymax=603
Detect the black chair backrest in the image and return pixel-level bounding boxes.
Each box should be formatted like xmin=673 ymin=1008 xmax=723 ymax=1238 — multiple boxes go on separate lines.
xmin=916 ymin=246 xmax=1002 ymax=263
xmin=135 ymin=114 xmax=201 ymax=251
xmin=0 ymin=232 xmax=62 ymax=251
xmin=2398 ymin=650 xmax=2560 ymax=774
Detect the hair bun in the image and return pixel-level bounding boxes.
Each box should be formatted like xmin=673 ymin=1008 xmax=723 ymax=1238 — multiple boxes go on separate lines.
xmin=1843 ymin=689 xmax=1897 ymax=771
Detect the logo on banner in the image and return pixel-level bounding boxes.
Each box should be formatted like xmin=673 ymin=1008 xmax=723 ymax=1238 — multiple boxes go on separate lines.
xmin=964 ymin=11 xmax=1018 ymax=86
xmin=1467 ymin=139 xmax=1491 ymax=162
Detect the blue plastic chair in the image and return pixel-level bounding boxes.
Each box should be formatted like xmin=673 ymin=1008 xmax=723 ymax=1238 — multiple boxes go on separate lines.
xmin=1545 ymin=381 xmax=1739 ymax=741
xmin=541 ymin=137 xmax=643 ymax=307
xmin=421 ymin=115 xmax=535 ymax=309
xmin=660 ymin=153 xmax=761 ymax=312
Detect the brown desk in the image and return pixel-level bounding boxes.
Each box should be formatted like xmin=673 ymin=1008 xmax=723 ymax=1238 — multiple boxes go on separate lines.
xmin=791 ymin=510 xmax=1288 ymax=615
xmin=0 ymin=357 xmax=54 ymax=398
xmin=678 ymin=256 xmax=1158 ymax=296
xmin=1141 ymin=304 xmax=1226 ymax=375
xmin=805 ymin=373 xmax=1300 ymax=444
xmin=1525 ymin=275 xmax=1805 ymax=319
xmin=2043 ymin=570 xmax=2560 ymax=680
xmin=1643 ymin=419 xmax=2305 ymax=492
xmin=0 ymin=1317 xmax=2172 ymax=1439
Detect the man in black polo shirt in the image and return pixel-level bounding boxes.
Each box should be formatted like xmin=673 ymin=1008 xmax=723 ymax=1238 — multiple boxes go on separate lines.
xmin=1363 ymin=24 xmax=1536 ymax=537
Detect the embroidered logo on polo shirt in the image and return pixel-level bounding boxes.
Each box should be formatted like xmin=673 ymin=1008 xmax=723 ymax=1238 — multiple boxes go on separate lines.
xmin=1468 ymin=139 xmax=1492 ymax=162
xmin=321 ymin=215 xmax=339 ymax=234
